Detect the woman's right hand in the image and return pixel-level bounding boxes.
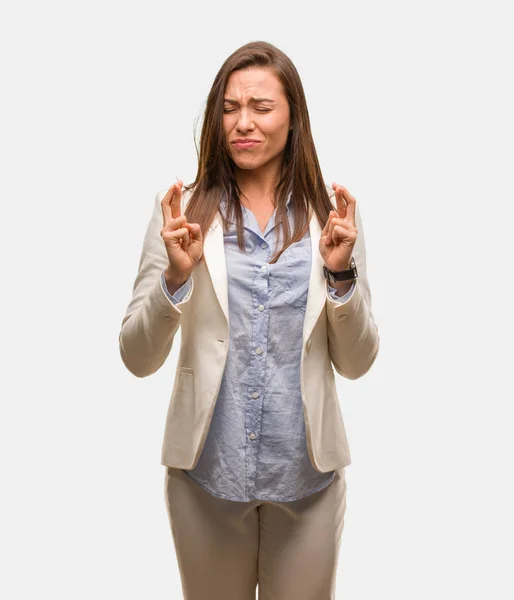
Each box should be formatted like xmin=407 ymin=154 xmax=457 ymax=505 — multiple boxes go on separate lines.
xmin=160 ymin=180 xmax=203 ymax=287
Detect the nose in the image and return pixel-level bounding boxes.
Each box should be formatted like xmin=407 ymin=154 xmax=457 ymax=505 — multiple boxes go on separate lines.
xmin=236 ymin=108 xmax=255 ymax=132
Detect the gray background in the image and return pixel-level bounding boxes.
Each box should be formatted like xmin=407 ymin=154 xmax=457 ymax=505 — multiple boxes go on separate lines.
xmin=1 ymin=0 xmax=512 ymax=598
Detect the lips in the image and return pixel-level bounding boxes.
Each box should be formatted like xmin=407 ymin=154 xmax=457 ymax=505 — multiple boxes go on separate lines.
xmin=232 ymin=140 xmax=260 ymax=149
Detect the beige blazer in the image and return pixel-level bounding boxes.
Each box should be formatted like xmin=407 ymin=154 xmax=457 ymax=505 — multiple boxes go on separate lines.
xmin=119 ymin=184 xmax=379 ymax=473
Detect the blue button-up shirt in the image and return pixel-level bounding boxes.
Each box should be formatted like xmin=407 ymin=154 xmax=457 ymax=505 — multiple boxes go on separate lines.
xmin=160 ymin=192 xmax=355 ymax=502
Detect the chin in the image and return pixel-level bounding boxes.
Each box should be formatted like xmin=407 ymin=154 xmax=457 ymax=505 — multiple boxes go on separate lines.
xmin=236 ymin=162 xmax=262 ymax=171
xmin=233 ymin=158 xmax=263 ymax=170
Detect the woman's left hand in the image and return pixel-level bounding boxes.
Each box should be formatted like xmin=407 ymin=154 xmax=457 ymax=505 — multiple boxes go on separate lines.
xmin=319 ymin=183 xmax=359 ymax=270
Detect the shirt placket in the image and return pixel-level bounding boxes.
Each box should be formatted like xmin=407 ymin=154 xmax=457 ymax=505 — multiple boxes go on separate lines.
xmin=244 ymin=210 xmax=274 ymax=500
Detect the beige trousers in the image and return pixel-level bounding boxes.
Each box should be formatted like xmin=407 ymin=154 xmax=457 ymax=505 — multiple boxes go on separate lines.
xmin=164 ymin=465 xmax=347 ymax=600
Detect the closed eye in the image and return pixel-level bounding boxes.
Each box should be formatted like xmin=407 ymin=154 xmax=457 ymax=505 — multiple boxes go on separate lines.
xmin=224 ymin=108 xmax=271 ymax=113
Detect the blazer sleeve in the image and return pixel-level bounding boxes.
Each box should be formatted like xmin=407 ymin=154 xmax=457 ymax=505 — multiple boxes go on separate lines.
xmin=325 ymin=194 xmax=380 ymax=380
xmin=118 ymin=190 xmax=194 ymax=378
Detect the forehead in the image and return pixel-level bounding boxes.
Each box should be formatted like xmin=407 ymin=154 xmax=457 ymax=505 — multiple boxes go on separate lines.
xmin=224 ymin=68 xmax=285 ymax=101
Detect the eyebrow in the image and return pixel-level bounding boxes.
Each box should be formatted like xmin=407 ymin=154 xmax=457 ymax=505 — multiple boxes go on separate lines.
xmin=223 ymin=97 xmax=276 ymax=104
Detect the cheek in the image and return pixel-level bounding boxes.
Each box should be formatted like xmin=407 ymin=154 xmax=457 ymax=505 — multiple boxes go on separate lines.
xmin=223 ymin=115 xmax=235 ymax=133
xmin=265 ymin=124 xmax=289 ymax=148
xmin=266 ymin=115 xmax=290 ymax=139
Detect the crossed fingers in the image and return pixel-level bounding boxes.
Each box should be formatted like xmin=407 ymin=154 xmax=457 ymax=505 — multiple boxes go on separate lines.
xmin=328 ymin=183 xmax=358 ymax=244
xmin=160 ymin=179 xmax=192 ymax=247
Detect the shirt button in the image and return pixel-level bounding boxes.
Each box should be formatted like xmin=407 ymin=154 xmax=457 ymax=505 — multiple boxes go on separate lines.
xmin=260 ymin=265 xmax=267 ymax=273
xmin=261 ymin=242 xmax=267 ymax=249
xmin=255 ymin=347 xmax=263 ymax=355
xmin=252 ymin=391 xmax=260 ymax=398
xmin=258 ymin=304 xmax=265 ymax=311
xmin=249 ymin=433 xmax=257 ymax=440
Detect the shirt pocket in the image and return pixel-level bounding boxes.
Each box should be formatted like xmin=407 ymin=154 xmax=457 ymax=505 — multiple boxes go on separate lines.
xmin=275 ymin=238 xmax=311 ymax=311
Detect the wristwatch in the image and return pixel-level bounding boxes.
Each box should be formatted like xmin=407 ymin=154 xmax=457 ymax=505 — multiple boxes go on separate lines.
xmin=323 ymin=257 xmax=358 ymax=284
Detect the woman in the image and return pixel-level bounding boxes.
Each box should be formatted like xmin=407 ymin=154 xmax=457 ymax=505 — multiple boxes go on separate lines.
xmin=119 ymin=40 xmax=379 ymax=600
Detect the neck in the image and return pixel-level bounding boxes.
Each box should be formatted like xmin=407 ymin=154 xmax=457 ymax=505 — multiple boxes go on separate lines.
xmin=234 ymin=157 xmax=284 ymax=200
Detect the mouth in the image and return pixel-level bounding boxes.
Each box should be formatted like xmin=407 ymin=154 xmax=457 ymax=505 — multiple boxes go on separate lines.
xmin=232 ymin=141 xmax=261 ymax=150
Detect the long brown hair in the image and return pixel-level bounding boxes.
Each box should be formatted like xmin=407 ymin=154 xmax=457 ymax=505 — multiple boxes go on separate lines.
xmin=183 ymin=40 xmax=334 ymax=264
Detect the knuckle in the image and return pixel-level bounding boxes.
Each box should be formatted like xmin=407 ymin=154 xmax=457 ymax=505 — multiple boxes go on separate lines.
xmin=170 ymin=216 xmax=185 ymax=228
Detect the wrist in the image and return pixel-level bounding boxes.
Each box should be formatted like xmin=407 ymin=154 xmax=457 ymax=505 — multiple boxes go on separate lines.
xmin=324 ymin=257 xmax=357 ymax=296
xmin=330 ymin=279 xmax=354 ymax=296
xmin=323 ymin=260 xmax=351 ymax=272
xmin=164 ymin=267 xmax=191 ymax=295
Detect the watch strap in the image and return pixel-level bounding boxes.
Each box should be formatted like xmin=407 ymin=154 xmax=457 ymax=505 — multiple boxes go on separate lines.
xmin=323 ymin=257 xmax=358 ymax=283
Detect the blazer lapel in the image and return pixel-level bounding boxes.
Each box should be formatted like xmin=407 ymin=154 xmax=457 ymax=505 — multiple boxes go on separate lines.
xmin=303 ymin=208 xmax=327 ymax=343
xmin=202 ymin=210 xmax=230 ymax=325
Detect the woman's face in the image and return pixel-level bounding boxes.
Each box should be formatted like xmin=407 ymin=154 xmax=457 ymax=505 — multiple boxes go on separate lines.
xmin=223 ymin=67 xmax=291 ymax=173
